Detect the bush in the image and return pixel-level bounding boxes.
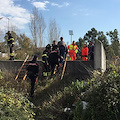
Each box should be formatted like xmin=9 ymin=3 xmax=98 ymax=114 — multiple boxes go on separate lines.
xmin=0 ymin=71 xmax=4 ymax=79
xmin=0 ymin=87 xmax=35 ymax=120
xmin=68 ymin=59 xmax=120 ymax=120
xmin=0 ymin=71 xmax=35 ymax=119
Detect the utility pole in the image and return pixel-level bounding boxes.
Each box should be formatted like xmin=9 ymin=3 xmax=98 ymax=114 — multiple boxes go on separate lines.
xmin=69 ymin=30 xmax=73 ymax=43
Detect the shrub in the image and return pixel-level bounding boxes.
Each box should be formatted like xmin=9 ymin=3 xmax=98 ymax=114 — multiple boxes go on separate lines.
xmin=68 ymin=59 xmax=120 ymax=120
xmin=0 ymin=71 xmax=4 ymax=79
xmin=0 ymin=87 xmax=35 ymax=120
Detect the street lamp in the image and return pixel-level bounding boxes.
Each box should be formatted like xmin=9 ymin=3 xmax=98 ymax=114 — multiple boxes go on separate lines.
xmin=6 ymin=18 xmax=9 ymax=31
xmin=69 ymin=30 xmax=73 ymax=43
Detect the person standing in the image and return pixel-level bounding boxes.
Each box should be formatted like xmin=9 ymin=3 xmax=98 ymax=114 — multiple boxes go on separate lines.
xmin=7 ymin=31 xmax=15 ymax=60
xmin=82 ymin=43 xmax=89 ymax=61
xmin=42 ymin=44 xmax=51 ymax=78
xmin=89 ymin=41 xmax=94 ymax=61
xmin=48 ymin=46 xmax=63 ymax=75
xmin=57 ymin=37 xmax=68 ymax=61
xmin=27 ymin=55 xmax=39 ymax=97
xmin=52 ymin=40 xmax=58 ymax=51
xmin=68 ymin=41 xmax=78 ymax=61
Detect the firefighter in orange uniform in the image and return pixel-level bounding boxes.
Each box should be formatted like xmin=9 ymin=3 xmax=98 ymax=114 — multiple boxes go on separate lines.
xmin=68 ymin=41 xmax=78 ymax=61
xmin=82 ymin=43 xmax=89 ymax=61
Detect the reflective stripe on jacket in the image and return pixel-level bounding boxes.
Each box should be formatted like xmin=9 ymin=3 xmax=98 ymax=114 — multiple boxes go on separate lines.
xmin=42 ymin=50 xmax=49 ymax=64
xmin=8 ymin=38 xmax=14 ymax=41
xmin=8 ymin=38 xmax=14 ymax=44
xmin=10 ymin=53 xmax=14 ymax=56
xmin=68 ymin=44 xmax=78 ymax=54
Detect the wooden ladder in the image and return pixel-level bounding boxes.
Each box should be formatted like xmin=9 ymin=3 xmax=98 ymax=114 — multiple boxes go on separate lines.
xmin=15 ymin=55 xmax=29 ymax=81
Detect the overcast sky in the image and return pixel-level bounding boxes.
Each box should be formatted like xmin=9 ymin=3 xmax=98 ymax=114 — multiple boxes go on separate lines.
xmin=0 ymin=0 xmax=120 ymax=45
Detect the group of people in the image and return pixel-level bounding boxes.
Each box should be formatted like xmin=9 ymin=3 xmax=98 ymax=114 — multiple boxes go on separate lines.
xmin=6 ymin=31 xmax=94 ymax=97
xmin=26 ymin=37 xmax=68 ymax=97
xmin=26 ymin=38 xmax=94 ymax=97
xmin=42 ymin=37 xmax=67 ymax=78
xmin=6 ymin=31 xmax=94 ymax=62
xmin=42 ymin=37 xmax=94 ymax=78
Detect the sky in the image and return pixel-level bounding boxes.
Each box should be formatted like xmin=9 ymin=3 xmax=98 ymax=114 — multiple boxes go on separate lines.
xmin=0 ymin=0 xmax=120 ymax=46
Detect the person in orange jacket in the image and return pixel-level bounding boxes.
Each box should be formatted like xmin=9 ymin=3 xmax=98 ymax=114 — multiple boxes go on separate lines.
xmin=68 ymin=41 xmax=78 ymax=61
xmin=82 ymin=43 xmax=89 ymax=61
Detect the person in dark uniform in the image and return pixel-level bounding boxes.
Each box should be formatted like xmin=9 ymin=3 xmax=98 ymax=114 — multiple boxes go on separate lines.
xmin=52 ymin=40 xmax=58 ymax=51
xmin=42 ymin=44 xmax=51 ymax=78
xmin=48 ymin=46 xmax=63 ymax=75
xmin=6 ymin=31 xmax=15 ymax=60
xmin=27 ymin=55 xmax=39 ymax=97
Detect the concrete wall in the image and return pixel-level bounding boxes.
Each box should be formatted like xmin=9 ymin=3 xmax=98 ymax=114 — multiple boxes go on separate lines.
xmin=0 ymin=40 xmax=106 ymax=78
xmin=66 ymin=60 xmax=94 ymax=78
xmin=94 ymin=40 xmax=106 ymax=72
xmin=0 ymin=52 xmax=8 ymax=58
xmin=0 ymin=60 xmax=94 ymax=79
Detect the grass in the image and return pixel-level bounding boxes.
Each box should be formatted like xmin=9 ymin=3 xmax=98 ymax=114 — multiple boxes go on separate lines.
xmin=0 ymin=66 xmax=87 ymax=120
xmin=29 ymin=73 xmax=78 ymax=120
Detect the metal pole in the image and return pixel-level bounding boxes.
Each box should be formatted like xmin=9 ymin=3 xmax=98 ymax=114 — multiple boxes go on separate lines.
xmin=7 ymin=18 xmax=9 ymax=31
xmin=71 ymin=35 xmax=72 ymax=43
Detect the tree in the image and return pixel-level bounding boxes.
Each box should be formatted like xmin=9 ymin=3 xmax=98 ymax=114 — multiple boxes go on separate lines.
xmin=76 ymin=37 xmax=85 ymax=51
xmin=77 ymin=28 xmax=113 ymax=59
xmin=17 ymin=34 xmax=33 ymax=50
xmin=29 ymin=7 xmax=46 ymax=47
xmin=48 ymin=19 xmax=61 ymax=44
xmin=84 ymin=28 xmax=98 ymax=43
xmin=98 ymin=31 xmax=109 ymax=50
xmin=106 ymin=29 xmax=120 ymax=56
xmin=77 ymin=28 xmax=110 ymax=50
xmin=38 ymin=13 xmax=46 ymax=47
xmin=4 ymin=31 xmax=34 ymax=59
xmin=15 ymin=33 xmax=34 ymax=59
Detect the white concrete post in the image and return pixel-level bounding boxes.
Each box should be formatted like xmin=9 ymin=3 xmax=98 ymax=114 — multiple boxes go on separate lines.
xmin=94 ymin=40 xmax=106 ymax=72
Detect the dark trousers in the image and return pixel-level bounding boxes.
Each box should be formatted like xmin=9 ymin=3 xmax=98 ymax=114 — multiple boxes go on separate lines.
xmin=50 ymin=62 xmax=59 ymax=75
xmin=9 ymin=44 xmax=14 ymax=60
xmin=43 ymin=63 xmax=50 ymax=73
xmin=42 ymin=63 xmax=51 ymax=77
xmin=90 ymin=53 xmax=94 ymax=61
xmin=29 ymin=75 xmax=36 ymax=96
xmin=59 ymin=46 xmax=65 ymax=61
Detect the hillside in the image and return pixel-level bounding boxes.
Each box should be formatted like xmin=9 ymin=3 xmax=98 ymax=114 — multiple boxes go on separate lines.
xmin=0 ymin=57 xmax=120 ymax=120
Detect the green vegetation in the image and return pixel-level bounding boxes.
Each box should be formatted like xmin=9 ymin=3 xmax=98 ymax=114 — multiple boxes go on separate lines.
xmin=0 ymin=69 xmax=74 ymax=120
xmin=0 ymin=58 xmax=120 ymax=120
xmin=0 ymin=31 xmax=44 ymax=60
xmin=0 ymin=27 xmax=120 ymax=60
xmin=76 ymin=28 xmax=120 ymax=60
xmin=0 ymin=88 xmax=35 ymax=120
xmin=66 ymin=58 xmax=120 ymax=120
xmin=0 ymin=71 xmax=35 ymax=120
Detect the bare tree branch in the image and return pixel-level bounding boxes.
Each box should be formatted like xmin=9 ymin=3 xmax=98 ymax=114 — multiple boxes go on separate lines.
xmin=29 ymin=7 xmax=46 ymax=47
xmin=48 ymin=19 xmax=61 ymax=44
